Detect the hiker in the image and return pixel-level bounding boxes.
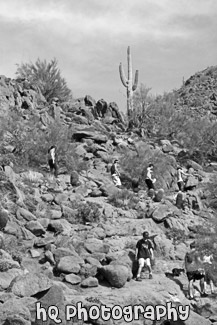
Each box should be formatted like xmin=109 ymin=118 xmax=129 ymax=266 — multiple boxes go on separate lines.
xmin=202 ymin=252 xmax=215 ymax=295
xmin=48 ymin=145 xmax=58 ymax=178
xmin=111 ymin=159 xmax=121 ymax=187
xmin=135 ymin=231 xmax=154 ymax=281
xmin=145 ymin=163 xmax=156 ymax=190
xmin=177 ymin=166 xmax=190 ymax=191
xmin=184 ymin=241 xmax=207 ymax=299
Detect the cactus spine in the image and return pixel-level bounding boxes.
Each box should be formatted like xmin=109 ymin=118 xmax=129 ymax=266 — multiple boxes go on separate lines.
xmin=119 ymin=46 xmax=139 ymax=117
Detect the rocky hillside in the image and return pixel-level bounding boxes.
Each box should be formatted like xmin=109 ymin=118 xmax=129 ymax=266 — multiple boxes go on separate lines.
xmin=175 ymin=66 xmax=217 ymax=117
xmin=0 ymin=75 xmax=217 ymax=325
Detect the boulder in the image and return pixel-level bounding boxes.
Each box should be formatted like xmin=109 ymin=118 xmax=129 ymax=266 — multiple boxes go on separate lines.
xmin=8 ymin=273 xmax=52 ymax=297
xmin=80 ymin=276 xmax=98 ymax=288
xmin=84 ymin=238 xmax=110 ymax=254
xmin=84 ymin=95 xmax=96 ymax=107
xmin=70 ymin=171 xmax=80 ymax=186
xmin=16 ymin=207 xmax=37 ymax=221
xmin=34 ymin=284 xmax=65 ymax=325
xmin=0 ymin=268 xmax=23 ymax=290
xmin=25 ymin=221 xmax=46 ymax=236
xmin=65 ymin=273 xmax=81 ymax=285
xmin=79 ymin=263 xmax=98 ymax=278
xmin=72 ymin=130 xmax=108 ymax=143
xmin=53 ymin=247 xmax=79 ymax=263
xmin=98 ymin=264 xmax=129 ymax=288
xmin=0 ymin=298 xmax=31 ymax=325
xmin=49 ymin=209 xmax=62 ymax=219
xmin=57 ymin=255 xmax=84 ymax=274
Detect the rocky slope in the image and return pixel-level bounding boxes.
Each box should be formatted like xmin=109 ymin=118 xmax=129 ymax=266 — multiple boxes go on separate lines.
xmin=175 ymin=66 xmax=217 ymax=117
xmin=0 ymin=75 xmax=216 ymax=325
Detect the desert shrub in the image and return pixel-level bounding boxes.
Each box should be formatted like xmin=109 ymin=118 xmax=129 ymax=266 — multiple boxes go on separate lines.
xmin=16 ymin=58 xmax=72 ymax=103
xmin=1 ymin=111 xmax=88 ymax=174
xmin=165 ymin=228 xmax=188 ymax=246
xmin=121 ymin=142 xmax=176 ymax=190
xmin=130 ymin=85 xmax=217 ymax=164
xmin=194 ymin=220 xmax=217 ymax=285
xmin=108 ymin=189 xmax=139 ymax=209
xmin=77 ymin=202 xmax=101 ymax=224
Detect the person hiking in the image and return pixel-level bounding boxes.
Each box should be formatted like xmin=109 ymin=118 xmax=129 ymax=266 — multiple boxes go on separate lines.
xmin=48 ymin=145 xmax=58 ymax=178
xmin=177 ymin=166 xmax=190 ymax=192
xmin=111 ymin=159 xmax=121 ymax=187
xmin=202 ymin=252 xmax=215 ymax=295
xmin=184 ymin=241 xmax=207 ymax=299
xmin=135 ymin=231 xmax=154 ymax=281
xmin=145 ymin=163 xmax=156 ymax=190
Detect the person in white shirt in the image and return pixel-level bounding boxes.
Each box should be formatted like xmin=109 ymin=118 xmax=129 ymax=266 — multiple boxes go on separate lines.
xmin=48 ymin=145 xmax=58 ymax=178
xmin=177 ymin=166 xmax=189 ymax=191
xmin=145 ymin=164 xmax=156 ymax=190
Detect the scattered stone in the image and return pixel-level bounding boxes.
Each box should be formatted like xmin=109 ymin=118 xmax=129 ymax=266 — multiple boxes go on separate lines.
xmin=65 ymin=273 xmax=81 ymax=285
xmin=80 ymin=276 xmax=98 ymax=288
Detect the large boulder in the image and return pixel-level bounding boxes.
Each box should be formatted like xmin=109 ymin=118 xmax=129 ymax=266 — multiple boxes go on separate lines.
xmin=84 ymin=238 xmax=110 ymax=254
xmin=98 ymin=264 xmax=129 ymax=288
xmin=56 ymin=255 xmax=84 ymax=274
xmin=34 ymin=285 xmax=65 ymax=325
xmin=72 ymin=130 xmax=108 ymax=143
xmin=8 ymin=273 xmax=52 ymax=297
xmin=0 ymin=297 xmax=32 ymax=325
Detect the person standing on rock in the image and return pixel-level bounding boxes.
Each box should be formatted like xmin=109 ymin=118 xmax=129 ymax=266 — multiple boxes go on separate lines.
xmin=135 ymin=231 xmax=154 ymax=281
xmin=177 ymin=166 xmax=190 ymax=192
xmin=48 ymin=145 xmax=58 ymax=178
xmin=111 ymin=159 xmax=121 ymax=187
xmin=145 ymin=164 xmax=156 ymax=190
xmin=184 ymin=241 xmax=207 ymax=299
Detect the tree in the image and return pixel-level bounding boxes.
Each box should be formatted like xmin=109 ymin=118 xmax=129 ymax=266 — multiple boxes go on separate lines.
xmin=131 ymin=83 xmax=152 ymax=128
xmin=16 ymin=58 xmax=72 ymax=103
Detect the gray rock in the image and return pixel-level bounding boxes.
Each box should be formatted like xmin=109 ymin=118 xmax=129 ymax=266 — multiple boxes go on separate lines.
xmin=98 ymin=264 xmax=129 ymax=288
xmin=16 ymin=207 xmax=37 ymax=221
xmin=84 ymin=238 xmax=110 ymax=254
xmin=8 ymin=273 xmax=52 ymax=297
xmin=65 ymin=273 xmax=81 ymax=285
xmin=80 ymin=276 xmax=98 ymax=288
xmin=57 ymin=255 xmax=84 ymax=274
xmin=25 ymin=221 xmax=46 ymax=236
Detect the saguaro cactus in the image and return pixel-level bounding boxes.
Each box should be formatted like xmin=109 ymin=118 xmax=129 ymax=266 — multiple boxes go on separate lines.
xmin=119 ymin=46 xmax=139 ymax=117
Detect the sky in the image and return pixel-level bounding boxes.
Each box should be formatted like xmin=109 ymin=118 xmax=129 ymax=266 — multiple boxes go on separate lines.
xmin=0 ymin=0 xmax=217 ymax=112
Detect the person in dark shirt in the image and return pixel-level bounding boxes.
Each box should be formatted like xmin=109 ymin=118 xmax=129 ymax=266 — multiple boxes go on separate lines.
xmin=184 ymin=241 xmax=206 ymax=299
xmin=135 ymin=231 xmax=154 ymax=281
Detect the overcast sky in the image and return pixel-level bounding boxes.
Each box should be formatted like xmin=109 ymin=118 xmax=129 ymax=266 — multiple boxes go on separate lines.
xmin=0 ymin=0 xmax=217 ymax=111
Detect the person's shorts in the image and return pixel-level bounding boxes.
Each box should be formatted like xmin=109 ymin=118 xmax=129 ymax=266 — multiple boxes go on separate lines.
xmin=48 ymin=159 xmax=55 ymax=169
xmin=187 ymin=270 xmax=205 ymax=281
xmin=145 ymin=179 xmax=155 ymax=190
xmin=138 ymin=258 xmax=151 ymax=268
xmin=112 ymin=174 xmax=121 ymax=186
xmin=177 ymin=181 xmax=184 ymax=191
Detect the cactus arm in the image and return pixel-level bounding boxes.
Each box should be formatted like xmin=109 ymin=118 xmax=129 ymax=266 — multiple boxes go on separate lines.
xmin=132 ymin=70 xmax=139 ymax=91
xmin=119 ymin=63 xmax=128 ymax=88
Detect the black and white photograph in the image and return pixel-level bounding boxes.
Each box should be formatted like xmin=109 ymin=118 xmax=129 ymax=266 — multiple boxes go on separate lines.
xmin=0 ymin=1 xmax=217 ymax=324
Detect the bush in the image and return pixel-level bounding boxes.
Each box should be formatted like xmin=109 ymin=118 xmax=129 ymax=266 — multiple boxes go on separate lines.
xmin=0 ymin=111 xmax=88 ymax=174
xmin=16 ymin=58 xmax=72 ymax=103
xmin=108 ymin=189 xmax=139 ymax=209
xmin=194 ymin=220 xmax=217 ymax=285
xmin=77 ymin=202 xmax=101 ymax=224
